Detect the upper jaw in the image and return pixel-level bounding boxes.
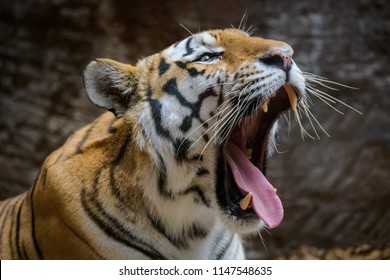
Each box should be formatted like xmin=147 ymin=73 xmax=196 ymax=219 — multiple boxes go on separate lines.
xmin=222 ymin=83 xmax=300 ymax=172
xmin=254 ymin=84 xmax=300 ymax=170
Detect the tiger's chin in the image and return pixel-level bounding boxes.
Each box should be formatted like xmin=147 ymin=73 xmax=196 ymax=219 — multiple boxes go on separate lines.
xmin=215 ymin=85 xmax=299 ymax=235
xmin=217 ymin=179 xmax=266 ymax=235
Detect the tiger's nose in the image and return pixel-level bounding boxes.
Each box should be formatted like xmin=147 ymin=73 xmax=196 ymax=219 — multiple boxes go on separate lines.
xmin=260 ymin=48 xmax=293 ymax=71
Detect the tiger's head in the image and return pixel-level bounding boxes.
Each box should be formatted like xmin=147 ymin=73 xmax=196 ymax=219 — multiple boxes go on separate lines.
xmin=84 ymin=29 xmax=307 ymax=235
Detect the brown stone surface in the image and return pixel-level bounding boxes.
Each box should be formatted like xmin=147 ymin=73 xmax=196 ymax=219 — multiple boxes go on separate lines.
xmin=1 ymin=0 xmax=389 ymax=259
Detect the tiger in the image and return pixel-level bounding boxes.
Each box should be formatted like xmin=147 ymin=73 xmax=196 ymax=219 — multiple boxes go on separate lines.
xmin=0 ymin=28 xmax=308 ymax=259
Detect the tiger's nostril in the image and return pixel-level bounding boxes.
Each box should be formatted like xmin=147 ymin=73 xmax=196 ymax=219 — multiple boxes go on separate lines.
xmin=260 ymin=55 xmax=285 ymax=69
xmin=260 ymin=49 xmax=293 ymax=71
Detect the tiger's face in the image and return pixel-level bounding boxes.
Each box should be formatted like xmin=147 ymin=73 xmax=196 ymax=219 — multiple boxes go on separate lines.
xmin=84 ymin=29 xmax=307 ymax=235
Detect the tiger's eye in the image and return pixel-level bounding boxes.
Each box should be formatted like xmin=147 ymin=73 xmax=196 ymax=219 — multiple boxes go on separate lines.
xmin=200 ymin=54 xmax=212 ymax=62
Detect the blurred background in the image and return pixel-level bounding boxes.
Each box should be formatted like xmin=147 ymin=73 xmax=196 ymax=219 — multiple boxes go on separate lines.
xmin=0 ymin=0 xmax=389 ymax=259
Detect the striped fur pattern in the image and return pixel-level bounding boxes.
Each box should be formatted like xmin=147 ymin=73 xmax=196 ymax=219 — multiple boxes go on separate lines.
xmin=0 ymin=29 xmax=307 ymax=259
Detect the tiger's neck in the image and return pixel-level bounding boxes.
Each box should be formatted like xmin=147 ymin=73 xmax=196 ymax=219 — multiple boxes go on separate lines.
xmin=105 ymin=112 xmax=241 ymax=258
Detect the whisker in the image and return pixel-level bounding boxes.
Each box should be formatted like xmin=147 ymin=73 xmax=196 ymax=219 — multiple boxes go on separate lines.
xmin=246 ymin=25 xmax=257 ymax=36
xmin=179 ymin=23 xmax=193 ymax=35
xmin=304 ymin=106 xmax=331 ymax=138
xmin=272 ymin=136 xmax=287 ymax=154
xmin=306 ymin=85 xmax=337 ymax=104
xmin=282 ymin=112 xmax=291 ymax=138
xmin=238 ymin=11 xmax=248 ymax=31
xmin=256 ymin=230 xmax=268 ymax=251
xmin=306 ymin=88 xmax=345 ymax=115
xmin=303 ymin=72 xmax=359 ymax=90
xmin=294 ymin=108 xmax=315 ymax=140
xmin=307 ymin=85 xmax=362 ymax=115
xmin=300 ymin=105 xmax=320 ymax=140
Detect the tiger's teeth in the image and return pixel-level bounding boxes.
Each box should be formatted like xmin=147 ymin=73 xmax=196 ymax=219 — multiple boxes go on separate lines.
xmin=284 ymin=85 xmax=298 ymax=110
xmin=239 ymin=192 xmax=252 ymax=210
xmin=245 ymin=149 xmax=252 ymax=159
xmin=262 ymin=102 xmax=268 ymax=113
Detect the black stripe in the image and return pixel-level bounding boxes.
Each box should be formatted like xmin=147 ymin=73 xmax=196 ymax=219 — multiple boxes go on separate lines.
xmin=0 ymin=199 xmax=12 ymax=220
xmin=156 ymin=153 xmax=174 ymax=200
xmin=8 ymin=202 xmax=17 ymax=259
xmin=216 ymin=233 xmax=235 ymax=260
xmin=195 ymin=88 xmax=217 ymax=122
xmin=180 ymin=115 xmax=192 ymax=132
xmin=173 ymin=138 xmax=192 ymax=163
xmin=199 ymin=87 xmax=218 ymax=101
xmin=180 ymin=185 xmax=210 ymax=208
xmin=21 ymin=242 xmax=29 ymax=260
xmin=183 ymin=37 xmax=194 ymax=57
xmin=0 ymin=200 xmax=12 ymax=255
xmin=187 ymin=223 xmax=208 ymax=241
xmin=148 ymin=98 xmax=172 ymax=139
xmin=173 ymin=41 xmax=180 ymax=48
xmin=196 ymin=167 xmax=210 ymax=177
xmin=158 ymin=58 xmax=171 ymax=76
xmin=210 ymin=32 xmax=218 ymax=40
xmin=109 ymin=167 xmax=128 ymax=206
xmin=112 ymin=132 xmax=132 ymax=166
xmin=41 ymin=168 xmax=47 ymax=186
xmin=44 ymin=152 xmax=64 ymax=172
xmin=191 ymin=154 xmax=203 ymax=161
xmin=76 ymin=120 xmax=97 ymax=154
xmin=215 ymin=146 xmax=229 ymax=210
xmin=163 ymin=79 xmax=193 ymax=108
xmin=187 ymin=67 xmax=206 ymax=77
xmin=217 ymin=82 xmax=224 ymax=107
xmin=110 ymin=132 xmax=132 ymax=205
xmin=30 ymin=174 xmax=43 ymax=259
xmin=41 ymin=152 xmax=64 ymax=187
xmin=175 ymin=61 xmax=187 ymax=69
xmin=15 ymin=197 xmax=24 ymax=259
xmin=53 ymin=152 xmax=63 ymax=165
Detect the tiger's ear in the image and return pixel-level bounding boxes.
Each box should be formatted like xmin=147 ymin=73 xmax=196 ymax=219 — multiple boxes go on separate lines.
xmin=83 ymin=58 xmax=139 ymax=117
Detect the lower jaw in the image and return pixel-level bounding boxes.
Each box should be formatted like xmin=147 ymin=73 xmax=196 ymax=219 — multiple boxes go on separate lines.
xmin=215 ymin=146 xmax=261 ymax=230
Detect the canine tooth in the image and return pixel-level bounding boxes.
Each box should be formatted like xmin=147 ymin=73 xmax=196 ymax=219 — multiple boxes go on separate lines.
xmin=284 ymin=85 xmax=298 ymax=110
xmin=240 ymin=192 xmax=252 ymax=210
xmin=262 ymin=102 xmax=268 ymax=113
xmin=245 ymin=149 xmax=252 ymax=159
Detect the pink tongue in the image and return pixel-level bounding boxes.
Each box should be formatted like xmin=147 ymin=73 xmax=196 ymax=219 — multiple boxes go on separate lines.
xmin=225 ymin=142 xmax=284 ymax=228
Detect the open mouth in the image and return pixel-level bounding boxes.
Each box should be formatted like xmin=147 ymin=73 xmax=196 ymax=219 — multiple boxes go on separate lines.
xmin=216 ymin=84 xmax=298 ymax=229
